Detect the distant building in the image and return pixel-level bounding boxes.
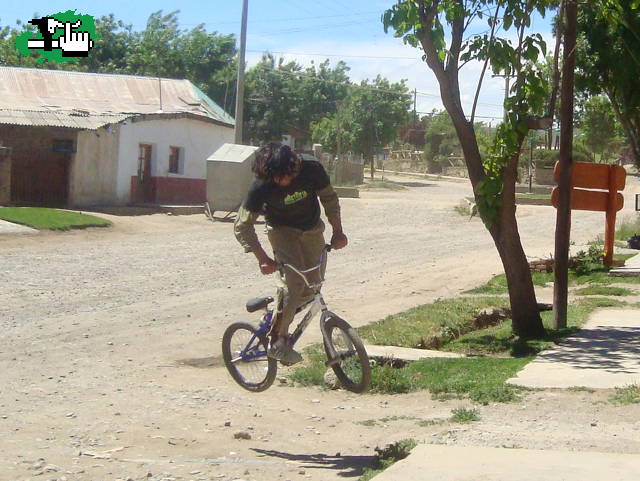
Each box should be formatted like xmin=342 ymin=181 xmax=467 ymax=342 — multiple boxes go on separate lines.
xmin=0 ymin=67 xmax=234 ymax=207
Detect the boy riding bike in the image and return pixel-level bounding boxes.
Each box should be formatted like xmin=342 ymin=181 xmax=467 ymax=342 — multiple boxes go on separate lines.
xmin=234 ymin=143 xmax=347 ymax=365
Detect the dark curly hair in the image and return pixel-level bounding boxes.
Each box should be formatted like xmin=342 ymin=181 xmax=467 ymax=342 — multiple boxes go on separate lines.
xmin=251 ymin=142 xmax=301 ymax=181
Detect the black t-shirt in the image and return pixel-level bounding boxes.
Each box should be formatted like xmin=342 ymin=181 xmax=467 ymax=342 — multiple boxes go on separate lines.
xmin=243 ymin=160 xmax=330 ymax=230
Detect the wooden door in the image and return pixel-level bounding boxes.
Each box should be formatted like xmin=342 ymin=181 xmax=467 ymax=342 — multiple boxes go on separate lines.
xmin=11 ymin=150 xmax=69 ymax=206
xmin=137 ymin=144 xmax=154 ymax=203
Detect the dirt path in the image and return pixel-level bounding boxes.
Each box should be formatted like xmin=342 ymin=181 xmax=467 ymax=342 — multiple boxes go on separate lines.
xmin=1 ymin=176 xmax=639 ymax=481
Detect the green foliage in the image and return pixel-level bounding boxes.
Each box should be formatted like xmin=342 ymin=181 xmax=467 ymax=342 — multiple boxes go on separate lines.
xmin=574 ymin=285 xmax=633 ymax=296
xmin=616 ymin=214 xmax=640 ymax=241
xmin=0 ymin=208 xmax=111 ymax=230
xmin=572 ymin=244 xmax=606 ymax=276
xmin=611 ymin=384 xmax=640 ymax=404
xmin=384 ymin=1 xmax=555 ymax=228
xmin=245 ymin=55 xmax=352 ymax=145
xmin=576 ymin=1 xmax=640 ymax=166
xmin=578 ymin=95 xmax=625 ymax=162
xmin=357 ymin=296 xmax=510 ymax=349
xmin=360 ymin=439 xmax=418 ymax=481
xmin=450 ymin=408 xmax=481 ymax=423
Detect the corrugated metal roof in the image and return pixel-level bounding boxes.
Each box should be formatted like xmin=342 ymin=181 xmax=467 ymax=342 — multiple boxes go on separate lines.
xmin=0 ymin=67 xmax=235 ymax=129
xmin=0 ymin=109 xmax=129 ymax=129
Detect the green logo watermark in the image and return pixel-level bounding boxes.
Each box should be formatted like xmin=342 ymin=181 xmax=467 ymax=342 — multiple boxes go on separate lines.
xmin=16 ymin=10 xmax=97 ymax=63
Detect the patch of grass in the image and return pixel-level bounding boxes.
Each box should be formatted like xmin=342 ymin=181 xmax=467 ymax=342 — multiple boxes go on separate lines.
xmin=451 ymin=407 xmax=480 ymax=423
xmin=444 ymin=298 xmax=624 ymax=357
xmin=361 ymin=180 xmax=406 ymax=190
xmin=0 ymin=207 xmax=111 ymax=230
xmin=358 ymin=296 xmax=510 ymax=348
xmin=574 ymin=285 xmax=633 ymax=296
xmin=611 ymin=384 xmax=640 ymax=404
xmin=464 ymin=272 xmax=552 ymax=295
xmin=288 ymin=345 xmax=327 ymax=387
xmin=454 ymin=200 xmax=474 ymax=217
xmin=417 ymin=418 xmax=446 ymax=427
xmin=359 ymin=439 xmax=418 ymax=481
xmin=616 ymin=214 xmax=640 ymax=241
xmin=358 ymin=419 xmax=377 ymax=427
xmin=372 ymin=357 xmax=529 ymax=403
xmin=568 ymin=386 xmax=596 ymax=393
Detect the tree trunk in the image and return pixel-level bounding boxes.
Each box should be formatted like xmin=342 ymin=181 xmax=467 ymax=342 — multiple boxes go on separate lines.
xmin=416 ymin=3 xmax=545 ymax=338
xmin=490 ymin=155 xmax=544 ymax=338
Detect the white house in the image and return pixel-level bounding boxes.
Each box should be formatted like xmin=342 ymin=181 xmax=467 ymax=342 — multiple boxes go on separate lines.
xmin=0 ymin=67 xmax=234 ymax=207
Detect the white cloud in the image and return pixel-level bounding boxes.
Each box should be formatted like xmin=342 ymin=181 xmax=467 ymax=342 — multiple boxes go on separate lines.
xmin=245 ymin=15 xmax=556 ymax=124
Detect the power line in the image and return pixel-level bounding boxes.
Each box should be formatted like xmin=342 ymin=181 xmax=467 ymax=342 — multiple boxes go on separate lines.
xmin=247 ymin=49 xmax=420 ymax=60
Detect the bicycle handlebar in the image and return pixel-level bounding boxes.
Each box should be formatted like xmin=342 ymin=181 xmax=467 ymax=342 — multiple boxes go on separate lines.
xmin=276 ymin=244 xmax=332 ymax=288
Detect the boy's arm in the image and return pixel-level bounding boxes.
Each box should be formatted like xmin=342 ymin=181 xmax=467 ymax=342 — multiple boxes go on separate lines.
xmin=317 ymin=184 xmax=347 ymax=249
xmin=234 ymin=206 xmax=276 ymax=274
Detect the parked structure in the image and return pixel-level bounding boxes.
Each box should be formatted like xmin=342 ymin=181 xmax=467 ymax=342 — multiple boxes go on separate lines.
xmin=0 ymin=67 xmax=234 ymax=207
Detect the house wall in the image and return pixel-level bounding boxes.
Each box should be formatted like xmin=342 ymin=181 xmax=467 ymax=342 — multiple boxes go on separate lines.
xmin=0 ymin=125 xmax=76 ymax=206
xmin=117 ymin=117 xmax=233 ymax=204
xmin=0 ymin=151 xmax=10 ymax=204
xmin=69 ymin=127 xmax=120 ymax=206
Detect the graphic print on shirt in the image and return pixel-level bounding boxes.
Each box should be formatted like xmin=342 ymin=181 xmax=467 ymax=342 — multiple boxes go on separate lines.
xmin=284 ymin=190 xmax=308 ymax=206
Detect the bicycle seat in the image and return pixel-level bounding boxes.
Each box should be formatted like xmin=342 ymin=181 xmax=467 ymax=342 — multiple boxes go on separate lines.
xmin=246 ymin=296 xmax=274 ymax=313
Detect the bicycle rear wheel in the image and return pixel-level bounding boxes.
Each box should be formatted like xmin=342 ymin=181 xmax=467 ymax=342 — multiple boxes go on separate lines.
xmin=222 ymin=322 xmax=277 ymax=392
xmin=323 ymin=315 xmax=371 ymax=393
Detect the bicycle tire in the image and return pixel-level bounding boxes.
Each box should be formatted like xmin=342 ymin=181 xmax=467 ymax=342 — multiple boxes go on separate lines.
xmin=222 ymin=322 xmax=277 ymax=392
xmin=323 ymin=315 xmax=371 ymax=393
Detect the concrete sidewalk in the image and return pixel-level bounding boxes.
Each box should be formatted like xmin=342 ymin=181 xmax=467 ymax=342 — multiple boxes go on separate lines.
xmin=0 ymin=219 xmax=38 ymax=235
xmin=507 ymin=308 xmax=640 ymax=389
xmin=375 ymin=304 xmax=640 ymax=480
xmin=374 ymin=445 xmax=640 ymax=481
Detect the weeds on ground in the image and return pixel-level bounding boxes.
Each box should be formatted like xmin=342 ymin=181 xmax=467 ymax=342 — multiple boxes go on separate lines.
xmin=464 ymin=271 xmax=552 ymax=295
xmin=616 ymin=214 xmax=640 ymax=241
xmin=450 ymin=407 xmax=480 ymax=423
xmin=359 ymin=439 xmax=418 ymax=481
xmin=357 ymin=296 xmax=509 ymax=349
xmin=611 ymin=384 xmax=640 ymax=405
xmin=573 ymin=286 xmax=633 ymax=297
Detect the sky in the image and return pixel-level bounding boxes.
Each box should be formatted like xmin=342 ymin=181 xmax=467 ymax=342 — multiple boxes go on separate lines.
xmin=2 ymin=1 xmax=556 ymax=122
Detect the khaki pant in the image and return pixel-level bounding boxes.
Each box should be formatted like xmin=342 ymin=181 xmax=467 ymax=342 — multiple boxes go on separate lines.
xmin=267 ymin=221 xmax=326 ymax=336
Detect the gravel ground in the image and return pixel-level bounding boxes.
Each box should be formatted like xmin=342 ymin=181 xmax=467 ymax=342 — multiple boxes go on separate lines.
xmin=1 ymin=175 xmax=639 ymax=481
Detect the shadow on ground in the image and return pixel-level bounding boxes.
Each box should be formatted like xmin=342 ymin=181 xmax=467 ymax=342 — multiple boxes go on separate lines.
xmin=176 ymin=356 xmax=224 ymax=368
xmin=251 ymin=448 xmax=375 ymax=478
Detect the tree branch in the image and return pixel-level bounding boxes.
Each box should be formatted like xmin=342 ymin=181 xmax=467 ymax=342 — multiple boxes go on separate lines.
xmin=547 ymin=0 xmax=564 ymax=120
xmin=471 ymin=2 xmax=502 ymax=124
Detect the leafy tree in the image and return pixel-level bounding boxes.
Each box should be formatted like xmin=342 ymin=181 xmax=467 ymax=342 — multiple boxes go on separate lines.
xmin=578 ymin=95 xmax=624 ymax=162
xmin=383 ymin=0 xmax=562 ymax=338
xmin=576 ymin=1 xmax=640 ymax=165
xmin=243 ymin=54 xmax=351 ymax=146
xmin=330 ymin=76 xmax=411 ymax=176
xmin=424 ymin=110 xmax=463 ymax=165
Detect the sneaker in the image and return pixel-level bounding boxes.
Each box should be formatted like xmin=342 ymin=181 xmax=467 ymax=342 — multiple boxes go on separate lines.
xmin=267 ymin=338 xmax=303 ymax=365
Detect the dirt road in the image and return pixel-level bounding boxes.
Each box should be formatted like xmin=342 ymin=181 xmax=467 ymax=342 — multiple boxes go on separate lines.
xmin=1 ymin=176 xmax=639 ymax=481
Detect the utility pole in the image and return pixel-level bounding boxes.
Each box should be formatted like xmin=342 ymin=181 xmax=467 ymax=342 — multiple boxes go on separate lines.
xmin=234 ymin=0 xmax=248 ymax=145
xmin=413 ymin=88 xmax=417 ymax=123
xmin=553 ymin=0 xmax=578 ymax=329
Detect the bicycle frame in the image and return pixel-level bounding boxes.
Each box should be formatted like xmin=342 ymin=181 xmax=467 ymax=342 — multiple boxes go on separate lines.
xmin=237 ymin=246 xmax=333 ymax=362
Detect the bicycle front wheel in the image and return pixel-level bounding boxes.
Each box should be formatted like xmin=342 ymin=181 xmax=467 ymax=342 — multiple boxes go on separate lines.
xmin=323 ymin=315 xmax=371 ymax=393
xmin=222 ymin=322 xmax=277 ymax=392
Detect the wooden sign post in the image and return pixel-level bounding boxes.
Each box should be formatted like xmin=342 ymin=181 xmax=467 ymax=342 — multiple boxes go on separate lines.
xmin=552 ymin=162 xmax=626 ymax=267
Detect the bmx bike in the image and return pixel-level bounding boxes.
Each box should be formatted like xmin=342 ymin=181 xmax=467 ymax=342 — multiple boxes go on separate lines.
xmin=222 ymin=245 xmax=371 ymax=393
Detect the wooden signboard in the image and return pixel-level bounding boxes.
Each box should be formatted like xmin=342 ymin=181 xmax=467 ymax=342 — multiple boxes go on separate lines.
xmin=551 ymin=162 xmax=626 ymax=267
